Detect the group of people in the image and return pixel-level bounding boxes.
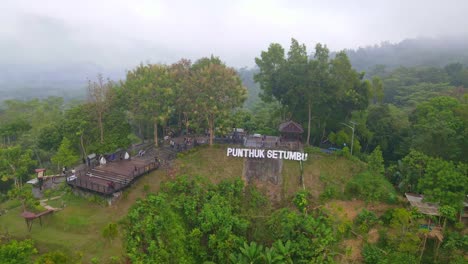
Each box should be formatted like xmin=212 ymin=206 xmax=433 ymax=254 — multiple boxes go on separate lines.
xmin=62 ymin=167 xmax=76 ymax=176
xmin=169 ymin=137 xmax=199 ymax=151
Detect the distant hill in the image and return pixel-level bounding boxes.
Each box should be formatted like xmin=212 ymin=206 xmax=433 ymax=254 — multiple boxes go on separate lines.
xmin=237 ymin=67 xmax=260 ymax=109
xmin=0 ymin=63 xmax=126 ymax=102
xmin=344 ymin=36 xmax=468 ymax=75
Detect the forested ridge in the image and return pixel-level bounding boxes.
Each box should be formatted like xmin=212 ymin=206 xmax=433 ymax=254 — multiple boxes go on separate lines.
xmin=0 ymin=38 xmax=467 ymax=263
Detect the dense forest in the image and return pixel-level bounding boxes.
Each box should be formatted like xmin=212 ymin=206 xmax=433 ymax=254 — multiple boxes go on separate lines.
xmin=0 ymin=37 xmax=467 ymax=263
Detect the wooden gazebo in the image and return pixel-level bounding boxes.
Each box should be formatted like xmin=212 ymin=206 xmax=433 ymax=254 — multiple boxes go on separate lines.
xmin=278 ymin=120 xmax=304 ymax=141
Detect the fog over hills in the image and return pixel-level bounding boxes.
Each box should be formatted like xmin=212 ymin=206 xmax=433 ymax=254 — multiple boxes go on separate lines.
xmin=2 ymin=36 xmax=468 ymax=103
xmin=2 ymin=0 xmax=468 ymax=102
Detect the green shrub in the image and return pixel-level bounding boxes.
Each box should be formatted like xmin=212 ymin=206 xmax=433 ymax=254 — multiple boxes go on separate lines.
xmin=0 ymin=239 xmax=37 ymax=264
xmin=379 ymin=208 xmax=395 ymax=226
xmin=2 ymin=199 xmax=22 ymax=210
xmin=303 ymin=146 xmax=322 ymax=155
xmin=102 ymin=222 xmax=118 ymax=242
xmin=319 ymin=186 xmax=338 ymax=201
xmin=362 ymin=244 xmax=383 ymax=264
xmin=293 ymin=190 xmax=309 ymax=214
xmin=355 ymin=209 xmax=379 ymax=233
xmin=35 ymin=251 xmax=68 ymax=264
xmin=345 ymin=171 xmax=397 ymax=203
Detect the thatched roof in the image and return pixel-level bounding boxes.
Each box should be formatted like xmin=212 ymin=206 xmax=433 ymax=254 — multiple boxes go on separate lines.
xmin=405 ymin=193 xmax=439 ymax=216
xmin=278 ymin=120 xmax=304 ymax=134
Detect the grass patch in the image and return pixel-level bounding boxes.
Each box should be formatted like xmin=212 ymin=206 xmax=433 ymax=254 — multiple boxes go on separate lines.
xmin=345 ymin=171 xmax=397 ymax=204
xmin=0 ymin=199 xmax=21 ymax=210
xmin=282 ymin=153 xmax=366 ymax=201
xmin=176 ymin=146 xmax=244 ymax=183
xmin=0 ymin=166 xmax=171 ymax=263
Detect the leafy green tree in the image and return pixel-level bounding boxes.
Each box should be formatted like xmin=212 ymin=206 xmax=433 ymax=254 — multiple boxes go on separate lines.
xmin=37 ymin=124 xmax=63 ymax=151
xmin=438 ymin=205 xmax=457 ymax=230
xmin=371 ymin=77 xmax=384 ymax=104
xmin=191 ymin=56 xmax=247 ymax=145
xmin=87 ymin=74 xmax=113 ymax=144
xmin=387 ymin=208 xmax=421 ymax=254
xmin=125 ymin=194 xmax=194 ymax=263
xmin=170 ymin=59 xmax=197 ymax=135
xmin=368 ymin=146 xmax=385 ymax=175
xmin=51 ymin=138 xmax=79 ymax=171
xmin=269 ymin=240 xmax=293 ymax=264
xmin=410 ymin=96 xmax=465 ymax=161
xmin=418 ymin=158 xmax=468 ymax=209
xmin=366 ymin=104 xmax=410 ymax=161
xmin=267 ymin=208 xmax=336 ymax=262
xmin=229 ymin=242 xmax=264 ymax=264
xmin=0 ymin=146 xmax=36 ymax=189
xmin=124 ymin=64 xmax=175 ymax=147
xmin=255 ymin=40 xmax=369 ymax=146
xmin=0 ymin=239 xmax=37 ymax=264
xmin=61 ymin=104 xmax=92 ymax=159
xmin=396 ymin=150 xmax=429 ymax=192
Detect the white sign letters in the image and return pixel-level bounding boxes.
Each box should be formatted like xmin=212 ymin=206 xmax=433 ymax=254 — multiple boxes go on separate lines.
xmin=226 ymin=147 xmax=308 ymax=161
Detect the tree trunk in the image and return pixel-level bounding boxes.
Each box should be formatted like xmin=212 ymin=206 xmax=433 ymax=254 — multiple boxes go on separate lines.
xmin=306 ymin=101 xmax=312 ymax=146
xmin=154 ymin=122 xmax=159 ymax=147
xmin=98 ymin=111 xmax=104 ymax=144
xmin=80 ymin=133 xmax=87 ymax=159
xmin=419 ymin=233 xmax=427 ymax=263
xmin=184 ymin=113 xmax=190 ymax=136
xmin=138 ymin=121 xmax=142 ymax=139
xmin=208 ymin=117 xmax=214 ymax=146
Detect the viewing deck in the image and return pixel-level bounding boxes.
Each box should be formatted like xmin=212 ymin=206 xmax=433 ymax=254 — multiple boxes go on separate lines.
xmin=67 ymin=158 xmax=159 ymax=195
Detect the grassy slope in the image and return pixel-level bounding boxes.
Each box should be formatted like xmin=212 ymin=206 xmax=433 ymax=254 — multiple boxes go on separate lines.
xmin=283 ymin=152 xmax=366 ymax=200
xmin=0 ymin=169 xmax=171 ymax=263
xmin=0 ymin=145 xmax=365 ymax=262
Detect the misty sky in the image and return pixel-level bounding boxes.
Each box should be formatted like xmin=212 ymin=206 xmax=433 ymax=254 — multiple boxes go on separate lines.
xmin=2 ymin=0 xmax=468 ymax=69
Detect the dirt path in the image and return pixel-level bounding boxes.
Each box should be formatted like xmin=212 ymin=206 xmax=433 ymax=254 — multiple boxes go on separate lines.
xmin=39 ymin=196 xmax=63 ymax=211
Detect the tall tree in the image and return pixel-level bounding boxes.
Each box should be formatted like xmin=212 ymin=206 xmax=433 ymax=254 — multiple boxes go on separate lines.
xmin=410 ymin=96 xmax=464 ymax=161
xmin=51 ymin=138 xmax=79 ymax=171
xmin=124 ymin=64 xmax=175 ymax=147
xmin=0 ymin=146 xmax=36 ymax=189
xmin=170 ymin=59 xmax=196 ymax=134
xmin=371 ymin=77 xmax=384 ymax=104
xmin=87 ymin=74 xmax=112 ymax=144
xmin=256 ymin=39 xmax=369 ymax=146
xmin=191 ymin=57 xmax=247 ymax=145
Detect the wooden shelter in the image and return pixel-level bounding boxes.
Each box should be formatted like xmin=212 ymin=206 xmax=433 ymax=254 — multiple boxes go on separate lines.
xmin=279 ymin=120 xmax=304 ymax=141
xmin=405 ymin=193 xmax=440 ymax=216
xmin=21 ymin=209 xmax=54 ymax=232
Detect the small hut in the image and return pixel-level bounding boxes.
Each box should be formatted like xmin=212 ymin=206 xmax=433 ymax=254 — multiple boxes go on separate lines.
xmin=278 ymin=120 xmax=304 ymax=142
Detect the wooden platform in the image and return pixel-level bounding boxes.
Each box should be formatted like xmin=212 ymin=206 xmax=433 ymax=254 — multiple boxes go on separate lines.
xmin=21 ymin=209 xmax=54 ymax=231
xmin=67 ymin=158 xmax=159 ymax=195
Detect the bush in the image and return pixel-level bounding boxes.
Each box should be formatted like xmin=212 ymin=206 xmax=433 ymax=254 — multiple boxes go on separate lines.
xmin=362 ymin=244 xmax=383 ymax=264
xmin=319 ymin=186 xmax=339 ymax=201
xmin=36 ymin=251 xmax=68 ymax=264
xmin=102 ymin=222 xmax=118 ymax=242
xmin=355 ymin=209 xmax=379 ymax=233
xmin=303 ymin=146 xmax=322 ymax=155
xmin=293 ymin=190 xmax=309 ymax=214
xmin=379 ymin=208 xmax=395 ymax=226
xmin=345 ymin=171 xmax=397 ymax=203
